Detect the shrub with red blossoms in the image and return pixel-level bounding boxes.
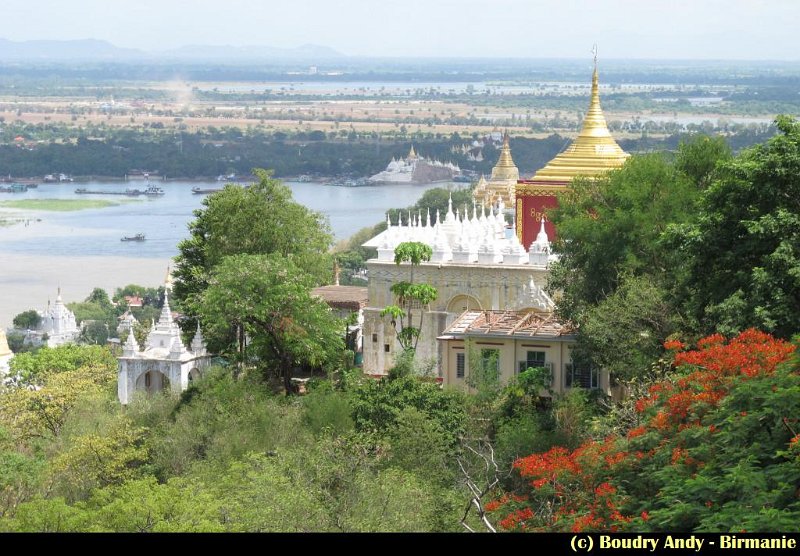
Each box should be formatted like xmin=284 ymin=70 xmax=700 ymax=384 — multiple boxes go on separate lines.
xmin=487 ymin=330 xmax=799 ymax=532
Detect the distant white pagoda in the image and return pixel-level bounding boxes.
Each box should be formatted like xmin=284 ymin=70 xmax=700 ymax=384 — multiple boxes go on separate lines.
xmin=25 ymin=287 xmax=80 ymax=348
xmin=368 ymin=145 xmax=461 ymax=184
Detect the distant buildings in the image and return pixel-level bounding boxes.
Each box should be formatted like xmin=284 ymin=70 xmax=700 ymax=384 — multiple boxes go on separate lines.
xmin=368 ymin=146 xmax=461 ymax=184
xmin=25 ymin=288 xmax=80 ymax=348
xmin=361 ymin=64 xmax=627 ymax=395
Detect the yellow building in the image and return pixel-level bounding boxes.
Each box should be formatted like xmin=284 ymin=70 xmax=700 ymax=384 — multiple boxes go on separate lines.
xmin=473 ymin=131 xmax=520 ymax=208
xmin=438 ymin=310 xmax=609 ymax=394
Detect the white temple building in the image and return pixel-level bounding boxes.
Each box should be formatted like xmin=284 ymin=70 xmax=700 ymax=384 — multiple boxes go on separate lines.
xmin=117 ymin=291 xmax=212 ymax=404
xmin=368 ymin=145 xmax=461 ymax=184
xmin=360 ymin=194 xmax=557 ymax=375
xmin=26 ymin=288 xmax=80 ymax=348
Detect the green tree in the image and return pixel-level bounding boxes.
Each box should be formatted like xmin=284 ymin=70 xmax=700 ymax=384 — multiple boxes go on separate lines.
xmin=548 ymin=153 xmax=699 ymax=323
xmin=79 ymin=321 xmax=109 ymax=345
xmin=173 ymin=169 xmax=334 ymax=340
xmin=12 ymin=310 xmax=40 ymax=330
xmin=380 ymin=242 xmax=438 ymax=353
xmin=199 ymin=254 xmax=343 ymax=394
xmin=84 ymin=288 xmax=113 ymax=310
xmin=669 ymin=116 xmax=800 ymax=338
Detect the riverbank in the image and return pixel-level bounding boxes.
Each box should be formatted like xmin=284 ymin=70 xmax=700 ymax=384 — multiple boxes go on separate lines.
xmin=0 ymin=252 xmax=171 ymax=328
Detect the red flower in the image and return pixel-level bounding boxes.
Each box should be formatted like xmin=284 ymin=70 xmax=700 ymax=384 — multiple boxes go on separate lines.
xmin=628 ymin=426 xmax=647 ymax=439
xmin=664 ymin=339 xmax=685 ymax=351
xmin=641 ymin=511 xmax=649 ymax=521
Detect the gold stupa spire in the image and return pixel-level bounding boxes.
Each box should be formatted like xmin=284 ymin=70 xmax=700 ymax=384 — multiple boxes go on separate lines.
xmin=408 ymin=145 xmax=417 ymax=159
xmin=490 ymin=131 xmax=520 ymax=182
xmin=528 ymin=49 xmax=629 ymax=184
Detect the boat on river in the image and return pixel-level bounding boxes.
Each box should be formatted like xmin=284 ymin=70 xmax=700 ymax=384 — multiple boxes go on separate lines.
xmin=121 ymin=233 xmax=146 ymax=242
xmin=76 ymin=188 xmax=143 ymax=196
xmin=192 ymin=186 xmax=222 ymax=194
xmin=142 ymin=184 xmax=165 ymax=196
xmin=0 ymin=183 xmax=29 ymax=193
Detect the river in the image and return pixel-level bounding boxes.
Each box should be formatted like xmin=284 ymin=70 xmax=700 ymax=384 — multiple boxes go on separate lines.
xmin=0 ymin=179 xmax=458 ymax=325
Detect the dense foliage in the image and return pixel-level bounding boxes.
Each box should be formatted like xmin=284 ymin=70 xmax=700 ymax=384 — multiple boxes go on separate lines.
xmin=668 ymin=116 xmax=800 ymax=338
xmin=488 ymin=331 xmax=800 ymax=532
xmin=0 ymin=346 xmax=473 ymax=532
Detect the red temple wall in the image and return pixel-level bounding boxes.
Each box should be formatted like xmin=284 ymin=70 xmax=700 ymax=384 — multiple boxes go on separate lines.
xmin=516 ymin=194 xmax=560 ymax=249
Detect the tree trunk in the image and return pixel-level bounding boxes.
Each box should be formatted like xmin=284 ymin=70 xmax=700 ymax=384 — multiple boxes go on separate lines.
xmin=283 ymin=354 xmax=294 ymax=396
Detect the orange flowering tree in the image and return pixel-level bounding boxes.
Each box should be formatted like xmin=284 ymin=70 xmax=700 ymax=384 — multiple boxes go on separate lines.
xmin=488 ymin=329 xmax=800 ymax=532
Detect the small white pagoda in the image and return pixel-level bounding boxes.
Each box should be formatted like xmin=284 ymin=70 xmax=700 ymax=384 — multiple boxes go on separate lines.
xmin=117 ymin=291 xmax=211 ymax=404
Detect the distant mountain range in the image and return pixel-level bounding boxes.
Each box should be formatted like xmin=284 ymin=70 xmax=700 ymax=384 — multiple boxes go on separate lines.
xmin=0 ymin=38 xmax=344 ymax=61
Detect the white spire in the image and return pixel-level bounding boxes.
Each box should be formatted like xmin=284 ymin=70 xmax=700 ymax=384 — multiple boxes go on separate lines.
xmin=529 ymin=217 xmax=551 ymax=268
xmin=426 ymin=208 xmax=431 ymax=228
xmin=191 ymin=322 xmax=207 ymax=355
xmin=534 ymin=217 xmax=550 ymax=250
xmin=447 ymin=192 xmax=454 ymax=221
xmin=157 ymin=290 xmax=174 ymax=326
xmin=123 ymin=329 xmax=140 ymax=355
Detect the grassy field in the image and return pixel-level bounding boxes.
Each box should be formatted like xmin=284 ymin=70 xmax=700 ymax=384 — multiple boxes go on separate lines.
xmin=0 ymin=199 xmax=137 ymax=211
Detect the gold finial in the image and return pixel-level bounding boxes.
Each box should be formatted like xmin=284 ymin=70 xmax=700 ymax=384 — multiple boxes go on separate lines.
xmin=522 ymin=53 xmax=629 ymax=186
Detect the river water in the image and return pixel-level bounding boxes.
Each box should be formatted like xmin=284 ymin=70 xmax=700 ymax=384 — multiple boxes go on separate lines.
xmin=0 ymin=179 xmax=456 ymax=258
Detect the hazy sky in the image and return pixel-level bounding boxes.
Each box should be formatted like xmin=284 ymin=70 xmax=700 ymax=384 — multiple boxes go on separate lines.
xmin=3 ymin=0 xmax=799 ymax=59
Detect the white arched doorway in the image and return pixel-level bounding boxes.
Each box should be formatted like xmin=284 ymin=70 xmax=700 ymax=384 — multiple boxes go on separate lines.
xmin=135 ymin=369 xmax=170 ymax=395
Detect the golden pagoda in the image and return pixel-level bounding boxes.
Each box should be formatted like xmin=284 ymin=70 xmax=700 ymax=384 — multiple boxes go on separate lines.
xmin=408 ymin=145 xmax=418 ymax=160
xmin=516 ymin=55 xmax=628 ymax=247
xmin=524 ymin=65 xmax=628 ymax=186
xmin=474 ymin=131 xmax=520 ymax=207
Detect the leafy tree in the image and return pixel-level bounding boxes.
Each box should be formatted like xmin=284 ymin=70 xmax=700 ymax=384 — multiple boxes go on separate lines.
xmin=669 ymin=116 xmax=800 ymax=338
xmin=12 ymin=310 xmax=40 ymax=330
xmin=575 ymin=275 xmax=684 ymax=381
xmin=351 ymin=375 xmax=466 ymax=445
xmin=380 ymin=242 xmax=438 ymax=353
xmin=7 ymin=344 xmax=116 ymax=387
xmin=198 ymin=254 xmax=343 ymax=394
xmin=387 ymin=407 xmax=454 ymax=484
xmin=79 ymin=321 xmax=109 ymax=345
xmin=112 ymin=284 xmax=164 ymax=308
xmin=49 ymin=419 xmax=148 ymax=502
xmin=173 ymin=169 xmax=334 ymax=338
xmin=0 ymin=443 xmax=44 ymax=518
xmin=332 ymin=222 xmax=385 ymax=285
xmin=1 ymin=370 xmax=105 ymax=439
xmin=84 ymin=288 xmax=113 ymax=310
xmin=547 ymin=137 xmax=733 ymax=378
xmin=548 ymin=153 xmax=700 ymax=323
xmin=486 ymin=330 xmax=800 ymax=532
